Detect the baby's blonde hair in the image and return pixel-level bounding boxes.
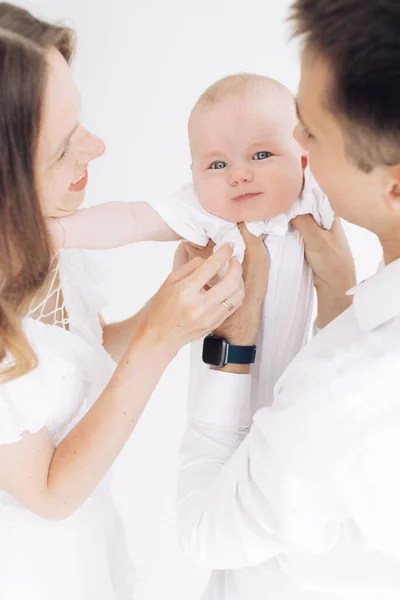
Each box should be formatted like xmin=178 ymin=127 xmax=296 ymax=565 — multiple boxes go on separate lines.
xmin=195 ymin=72 xmax=293 ymax=107
xmin=188 ymin=73 xmax=297 ymax=152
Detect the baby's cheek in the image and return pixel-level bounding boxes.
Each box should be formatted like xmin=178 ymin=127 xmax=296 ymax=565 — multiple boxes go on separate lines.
xmin=274 ymin=165 xmax=304 ymax=210
xmin=196 ymin=180 xmax=227 ymax=217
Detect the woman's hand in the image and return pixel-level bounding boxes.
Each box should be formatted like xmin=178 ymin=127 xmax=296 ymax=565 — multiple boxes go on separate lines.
xmin=138 ymin=243 xmax=245 ymax=355
xmin=291 ymin=215 xmax=356 ymax=328
xmin=175 ymin=226 xmax=269 ymax=346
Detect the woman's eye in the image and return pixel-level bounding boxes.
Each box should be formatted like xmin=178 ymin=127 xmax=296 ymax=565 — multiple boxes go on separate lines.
xmin=210 ymin=161 xmax=227 ymax=170
xmin=58 ymin=143 xmax=71 ymax=162
xmin=253 ymin=151 xmax=272 ymax=161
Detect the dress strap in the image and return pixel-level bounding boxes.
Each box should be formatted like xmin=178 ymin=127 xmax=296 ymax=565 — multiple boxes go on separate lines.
xmin=27 ymin=255 xmax=69 ymax=329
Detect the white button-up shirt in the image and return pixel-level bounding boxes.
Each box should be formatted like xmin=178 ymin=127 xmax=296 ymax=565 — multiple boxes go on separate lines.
xmin=178 ymin=258 xmax=400 ymax=600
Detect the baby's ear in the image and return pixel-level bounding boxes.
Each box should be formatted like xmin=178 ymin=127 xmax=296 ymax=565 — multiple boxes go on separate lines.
xmin=301 ymin=154 xmax=308 ymax=172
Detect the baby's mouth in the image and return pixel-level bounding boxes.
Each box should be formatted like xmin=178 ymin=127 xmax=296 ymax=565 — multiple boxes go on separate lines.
xmin=231 ymin=192 xmax=262 ymax=203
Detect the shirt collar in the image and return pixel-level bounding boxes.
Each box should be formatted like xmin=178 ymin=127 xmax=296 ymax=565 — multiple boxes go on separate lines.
xmin=346 ymin=257 xmax=400 ymax=332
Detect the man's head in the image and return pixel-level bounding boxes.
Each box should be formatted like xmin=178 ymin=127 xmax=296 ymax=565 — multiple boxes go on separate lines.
xmin=290 ymin=0 xmax=400 ymax=238
xmin=188 ymin=74 xmax=307 ymax=223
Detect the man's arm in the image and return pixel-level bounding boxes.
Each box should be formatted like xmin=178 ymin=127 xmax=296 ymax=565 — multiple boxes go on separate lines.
xmin=292 ymin=216 xmax=356 ymax=328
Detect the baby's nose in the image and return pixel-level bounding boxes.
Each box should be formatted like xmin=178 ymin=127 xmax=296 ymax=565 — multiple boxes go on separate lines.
xmin=228 ymin=167 xmax=254 ymax=185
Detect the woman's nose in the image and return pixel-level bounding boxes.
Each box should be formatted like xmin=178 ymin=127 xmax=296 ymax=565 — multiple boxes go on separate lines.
xmin=228 ymin=166 xmax=254 ymax=186
xmin=77 ymin=130 xmax=105 ymax=163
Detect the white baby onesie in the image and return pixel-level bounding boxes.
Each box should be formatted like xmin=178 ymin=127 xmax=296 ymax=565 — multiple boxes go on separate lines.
xmin=148 ymin=167 xmax=334 ymax=413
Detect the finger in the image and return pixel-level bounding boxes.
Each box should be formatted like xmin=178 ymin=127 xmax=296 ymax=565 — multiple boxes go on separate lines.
xmin=211 ymin=287 xmax=245 ymax=330
xmin=291 ymin=214 xmax=322 ymax=238
xmin=172 ymin=242 xmax=190 ymax=271
xmin=188 ymin=243 xmax=233 ymax=289
xmin=167 ymin=256 xmax=205 ymax=284
xmin=329 ymin=218 xmax=353 ymax=254
xmin=206 ymin=258 xmax=243 ymax=304
xmin=238 ymin=222 xmax=261 ymax=244
xmin=185 ymin=240 xmax=215 ymax=261
xmin=291 ymin=214 xmax=329 ymax=252
xmin=330 ymin=217 xmax=347 ymax=239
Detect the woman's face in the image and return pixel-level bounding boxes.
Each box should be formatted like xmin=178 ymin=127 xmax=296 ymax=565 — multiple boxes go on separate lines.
xmin=36 ymin=48 xmax=105 ymax=218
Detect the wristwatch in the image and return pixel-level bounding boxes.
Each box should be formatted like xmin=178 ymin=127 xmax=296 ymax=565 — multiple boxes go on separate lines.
xmin=202 ymin=334 xmax=257 ymax=368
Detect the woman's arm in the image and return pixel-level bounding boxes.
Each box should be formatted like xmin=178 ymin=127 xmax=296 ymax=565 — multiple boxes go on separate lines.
xmin=47 ymin=201 xmax=181 ymax=250
xmin=102 ymin=303 xmax=149 ymax=363
xmin=0 ymin=245 xmax=244 ymax=520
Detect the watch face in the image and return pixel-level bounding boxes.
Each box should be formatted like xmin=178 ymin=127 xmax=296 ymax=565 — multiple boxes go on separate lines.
xmin=202 ymin=335 xmax=227 ymax=367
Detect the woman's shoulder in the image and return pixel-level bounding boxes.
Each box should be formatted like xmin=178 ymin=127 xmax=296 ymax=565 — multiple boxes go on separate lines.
xmin=58 ymin=249 xmax=107 ymax=343
xmin=0 ymin=318 xmax=92 ymax=446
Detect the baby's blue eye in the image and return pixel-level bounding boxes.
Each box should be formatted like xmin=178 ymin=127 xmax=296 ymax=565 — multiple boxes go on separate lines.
xmin=210 ymin=161 xmax=227 ymax=170
xmin=253 ymin=151 xmax=272 ymax=160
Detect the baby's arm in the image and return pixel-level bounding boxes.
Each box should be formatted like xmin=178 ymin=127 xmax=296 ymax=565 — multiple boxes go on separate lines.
xmin=48 ymin=202 xmax=181 ymax=250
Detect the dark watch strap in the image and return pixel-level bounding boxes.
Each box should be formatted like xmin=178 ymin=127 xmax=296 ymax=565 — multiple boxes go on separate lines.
xmin=226 ymin=344 xmax=256 ymax=365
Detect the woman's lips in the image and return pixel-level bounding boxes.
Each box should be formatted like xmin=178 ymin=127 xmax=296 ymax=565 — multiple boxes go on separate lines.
xmin=69 ymin=170 xmax=88 ymax=192
xmin=231 ymin=192 xmax=262 ymax=203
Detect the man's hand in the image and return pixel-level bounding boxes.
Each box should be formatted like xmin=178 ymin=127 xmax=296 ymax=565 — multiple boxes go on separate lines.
xmin=291 ymin=215 xmax=356 ymax=328
xmin=172 ymin=227 xmax=269 ymax=373
xmin=213 ymin=224 xmax=269 ymax=347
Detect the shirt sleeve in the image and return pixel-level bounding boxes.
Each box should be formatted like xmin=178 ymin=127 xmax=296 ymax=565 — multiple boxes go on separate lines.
xmin=288 ymin=167 xmax=335 ymax=231
xmin=147 ymin=183 xmax=210 ymax=247
xmin=177 ymin=368 xmax=343 ymax=570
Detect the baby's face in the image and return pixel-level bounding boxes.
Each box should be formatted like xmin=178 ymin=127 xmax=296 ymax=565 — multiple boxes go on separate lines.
xmin=189 ymin=89 xmax=306 ymax=223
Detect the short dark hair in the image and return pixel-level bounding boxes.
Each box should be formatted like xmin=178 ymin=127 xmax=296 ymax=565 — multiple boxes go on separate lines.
xmin=289 ymin=0 xmax=400 ymax=172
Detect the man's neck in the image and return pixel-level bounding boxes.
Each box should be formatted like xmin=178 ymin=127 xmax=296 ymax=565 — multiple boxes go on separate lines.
xmin=380 ymin=236 xmax=400 ymax=265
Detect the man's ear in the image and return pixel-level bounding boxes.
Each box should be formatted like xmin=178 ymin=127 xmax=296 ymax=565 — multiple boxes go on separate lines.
xmin=383 ymin=165 xmax=400 ymax=212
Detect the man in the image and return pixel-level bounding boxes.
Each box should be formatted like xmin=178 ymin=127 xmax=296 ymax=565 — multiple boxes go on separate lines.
xmin=177 ymin=1 xmax=400 ymax=599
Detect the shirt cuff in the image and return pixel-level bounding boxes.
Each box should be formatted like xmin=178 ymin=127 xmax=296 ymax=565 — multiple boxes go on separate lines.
xmin=312 ymin=318 xmax=321 ymax=337
xmin=192 ymin=368 xmax=252 ymax=428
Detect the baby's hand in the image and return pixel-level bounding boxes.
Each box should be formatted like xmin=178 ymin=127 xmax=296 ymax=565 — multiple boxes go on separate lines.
xmin=45 ymin=217 xmax=65 ymax=249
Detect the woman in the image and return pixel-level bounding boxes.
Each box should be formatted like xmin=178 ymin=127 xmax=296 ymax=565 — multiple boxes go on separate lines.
xmin=176 ymin=0 xmax=400 ymax=599
xmin=0 ymin=4 xmax=244 ymax=599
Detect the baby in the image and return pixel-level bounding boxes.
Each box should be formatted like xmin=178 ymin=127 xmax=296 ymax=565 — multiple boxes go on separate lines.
xmin=49 ymin=73 xmax=333 ymax=410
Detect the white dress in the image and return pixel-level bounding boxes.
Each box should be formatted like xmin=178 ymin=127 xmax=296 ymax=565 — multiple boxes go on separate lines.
xmin=0 ymin=250 xmax=136 ymax=599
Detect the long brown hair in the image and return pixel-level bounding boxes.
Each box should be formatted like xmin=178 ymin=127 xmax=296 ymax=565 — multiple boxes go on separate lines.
xmin=0 ymin=3 xmax=74 ymax=382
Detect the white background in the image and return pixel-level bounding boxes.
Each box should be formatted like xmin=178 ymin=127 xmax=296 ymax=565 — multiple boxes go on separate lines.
xmin=24 ymin=1 xmax=382 ymax=598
